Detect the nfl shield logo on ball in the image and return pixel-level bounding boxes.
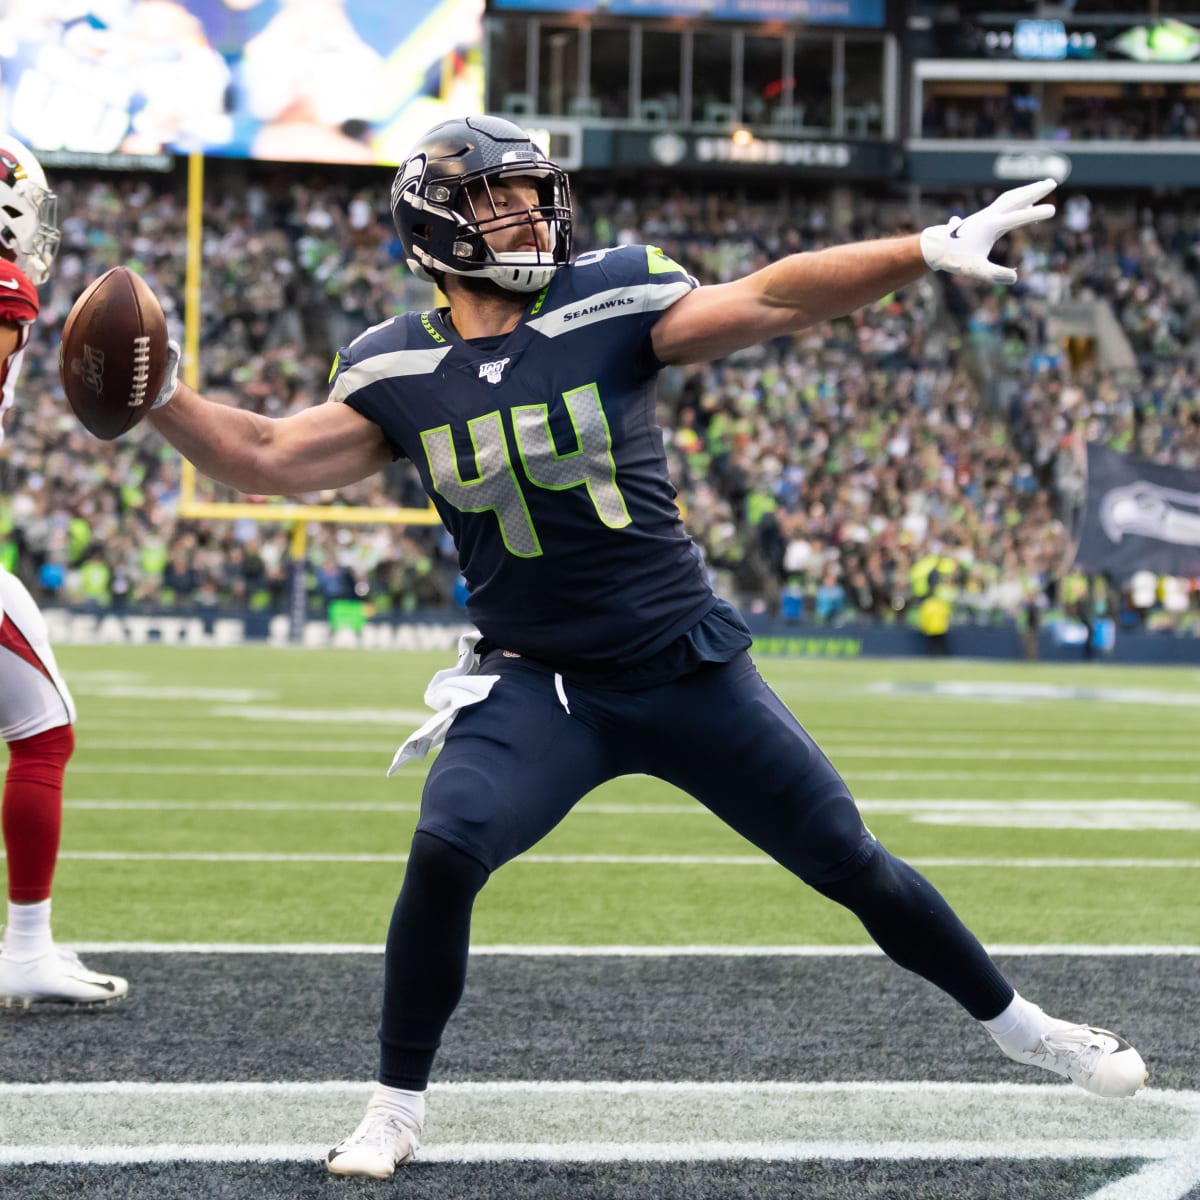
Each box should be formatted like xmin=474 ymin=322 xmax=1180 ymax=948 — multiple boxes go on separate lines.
xmin=74 ymin=345 xmax=105 ymax=395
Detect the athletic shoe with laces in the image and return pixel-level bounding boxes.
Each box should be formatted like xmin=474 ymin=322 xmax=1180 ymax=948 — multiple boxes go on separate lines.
xmin=0 ymin=945 xmax=129 ymax=1009
xmin=326 ymin=1106 xmax=421 ymax=1178
xmin=1004 ymin=1020 xmax=1148 ymax=1097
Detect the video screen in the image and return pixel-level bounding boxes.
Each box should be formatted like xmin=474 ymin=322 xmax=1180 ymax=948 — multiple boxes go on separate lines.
xmin=0 ymin=0 xmax=485 ymax=164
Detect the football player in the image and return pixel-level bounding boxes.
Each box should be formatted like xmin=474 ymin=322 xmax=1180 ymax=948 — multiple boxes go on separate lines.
xmin=0 ymin=136 xmax=128 ymax=1007
xmin=142 ymin=116 xmax=1146 ymax=1176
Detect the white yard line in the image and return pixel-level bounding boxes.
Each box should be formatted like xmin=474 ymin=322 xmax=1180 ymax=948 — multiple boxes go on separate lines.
xmin=75 ymin=740 xmax=397 ymax=753
xmin=58 ymin=763 xmax=1200 ymax=784
xmin=1083 ymin=1153 xmax=1200 ymax=1200
xmin=59 ymin=942 xmax=1200 ymax=956
xmin=1 ymin=1080 xmax=1196 ymax=1180
xmin=63 ymin=765 xmax=392 ymax=776
xmin=15 ymin=850 xmax=1200 ymax=867
xmin=69 ymin=739 xmax=1200 ymax=761
xmin=59 ymin=798 xmax=1200 ymax=828
xmin=851 ymin=771 xmax=1200 ymax=783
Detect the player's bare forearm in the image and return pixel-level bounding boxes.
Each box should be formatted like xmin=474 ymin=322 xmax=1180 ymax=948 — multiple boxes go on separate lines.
xmin=149 ymin=384 xmax=392 ymax=495
xmin=756 ymin=234 xmax=927 ymax=326
xmin=148 ymin=384 xmax=280 ymax=492
xmin=653 ymin=234 xmax=926 ymax=363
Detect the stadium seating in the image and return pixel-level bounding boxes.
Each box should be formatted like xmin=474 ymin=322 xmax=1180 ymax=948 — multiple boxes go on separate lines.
xmin=0 ymin=169 xmax=1195 ymax=633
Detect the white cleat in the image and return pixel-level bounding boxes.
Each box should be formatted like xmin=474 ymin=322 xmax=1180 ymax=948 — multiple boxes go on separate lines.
xmin=0 ymin=946 xmax=128 ymax=1009
xmin=1006 ymin=1021 xmax=1148 ymax=1097
xmin=327 ymin=1106 xmax=421 ymax=1178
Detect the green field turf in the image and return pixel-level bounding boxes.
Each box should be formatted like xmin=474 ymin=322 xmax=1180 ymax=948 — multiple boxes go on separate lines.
xmin=35 ymin=645 xmax=1200 ymax=948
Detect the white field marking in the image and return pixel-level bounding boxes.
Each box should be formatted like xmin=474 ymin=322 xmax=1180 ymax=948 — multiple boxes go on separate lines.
xmin=63 ymin=765 xmax=394 ymax=777
xmin=822 ymin=747 xmax=1200 ymax=762
xmin=56 ymin=764 xmax=1200 ymax=784
xmin=1 ymin=1081 xmax=1198 ymax=1173
xmin=71 ymin=740 xmax=1200 ymax=762
xmin=869 ymin=681 xmax=1200 ymax=708
xmin=62 ymin=670 xmax=141 ymax=682
xmin=75 ymin=739 xmax=396 ymax=753
xmin=54 ymin=798 xmax=1200 ymax=813
xmin=17 ymin=851 xmax=1200 ymax=868
xmin=71 ymin=685 xmax=276 ymax=702
xmin=64 ymin=800 xmax=425 ymax=812
xmin=75 ymin=715 xmax=1200 ymax=738
xmin=60 ymin=942 xmax=1200 ymax=956
xmin=916 ymin=812 xmax=1200 ymax=831
xmin=825 ymin=731 xmax=1200 ymax=744
xmin=61 ymin=797 xmax=1200 ymax=832
xmin=0 ymin=1143 xmax=1190 ymax=1166
xmin=850 ymin=771 xmax=1200 ymax=783
xmin=209 ymin=705 xmax=433 ymax=725
xmin=1085 ymin=1153 xmax=1200 ymax=1200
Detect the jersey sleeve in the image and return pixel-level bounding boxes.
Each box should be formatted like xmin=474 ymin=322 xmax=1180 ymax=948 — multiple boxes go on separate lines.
xmin=601 ymin=243 xmax=698 ymax=338
xmin=0 ymin=260 xmax=38 ymax=325
xmin=327 ymin=342 xmax=407 ymax=462
xmin=571 ymin=243 xmax=698 ymax=375
xmin=326 ymin=315 xmax=446 ymax=463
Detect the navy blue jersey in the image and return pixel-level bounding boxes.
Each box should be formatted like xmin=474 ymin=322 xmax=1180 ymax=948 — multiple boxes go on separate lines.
xmin=330 ymin=244 xmax=724 ymax=671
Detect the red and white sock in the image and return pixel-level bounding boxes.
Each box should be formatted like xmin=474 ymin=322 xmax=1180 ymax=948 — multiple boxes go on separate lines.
xmin=3 ymin=724 xmax=74 ymax=955
xmin=3 ymin=897 xmax=53 ymax=961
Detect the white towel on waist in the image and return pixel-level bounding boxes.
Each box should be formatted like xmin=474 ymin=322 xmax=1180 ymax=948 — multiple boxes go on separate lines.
xmin=387 ymin=631 xmax=499 ymax=775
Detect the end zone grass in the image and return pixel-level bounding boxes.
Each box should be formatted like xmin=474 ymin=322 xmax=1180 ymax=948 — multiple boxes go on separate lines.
xmin=38 ymin=645 xmax=1200 ymax=948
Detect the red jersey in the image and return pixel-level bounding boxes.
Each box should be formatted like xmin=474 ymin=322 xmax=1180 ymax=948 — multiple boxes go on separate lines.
xmin=0 ymin=259 xmax=39 ymax=447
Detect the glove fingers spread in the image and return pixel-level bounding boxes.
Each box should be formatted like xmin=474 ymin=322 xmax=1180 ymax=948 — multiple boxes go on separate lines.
xmin=998 ymin=202 xmax=1057 ymax=232
xmin=989 ymin=177 xmax=1058 ymax=212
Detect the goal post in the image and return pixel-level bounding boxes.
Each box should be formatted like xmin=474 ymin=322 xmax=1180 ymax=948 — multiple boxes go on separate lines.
xmin=177 ymin=153 xmax=442 ymax=643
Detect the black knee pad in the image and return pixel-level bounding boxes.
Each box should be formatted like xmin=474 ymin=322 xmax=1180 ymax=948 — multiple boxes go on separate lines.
xmin=811 ymin=839 xmax=898 ymax=903
xmin=404 ymin=830 xmax=489 ymax=901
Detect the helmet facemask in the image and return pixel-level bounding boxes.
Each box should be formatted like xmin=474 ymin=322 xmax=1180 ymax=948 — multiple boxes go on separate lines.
xmin=397 ymin=155 xmax=573 ymax=294
xmin=0 ymin=144 xmax=60 ymax=286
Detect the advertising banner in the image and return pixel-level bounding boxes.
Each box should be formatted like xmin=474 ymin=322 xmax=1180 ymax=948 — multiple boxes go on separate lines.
xmin=1075 ymin=443 xmax=1200 ymax=577
xmin=609 ymin=130 xmax=903 ymax=178
xmin=907 ymin=144 xmax=1200 ymax=189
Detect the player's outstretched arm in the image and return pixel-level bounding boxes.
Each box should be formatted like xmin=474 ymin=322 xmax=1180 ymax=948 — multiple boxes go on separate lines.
xmin=149 ymin=345 xmax=392 ymax=495
xmin=653 ymin=179 xmax=1056 ymax=365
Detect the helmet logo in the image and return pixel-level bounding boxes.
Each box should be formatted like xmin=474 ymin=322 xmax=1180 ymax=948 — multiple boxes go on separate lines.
xmin=0 ymin=150 xmax=22 ymax=188
xmin=478 ymin=357 xmax=511 ymax=385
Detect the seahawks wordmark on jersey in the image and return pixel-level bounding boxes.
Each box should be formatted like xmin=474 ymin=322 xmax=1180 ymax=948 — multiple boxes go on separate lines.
xmin=330 ymin=245 xmax=717 ymax=669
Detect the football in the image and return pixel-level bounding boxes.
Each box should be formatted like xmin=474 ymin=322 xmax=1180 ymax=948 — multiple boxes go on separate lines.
xmin=58 ymin=266 xmax=169 ymax=441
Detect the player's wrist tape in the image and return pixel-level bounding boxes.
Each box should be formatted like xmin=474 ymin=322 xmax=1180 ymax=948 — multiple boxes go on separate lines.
xmin=152 ymin=339 xmax=181 ymax=410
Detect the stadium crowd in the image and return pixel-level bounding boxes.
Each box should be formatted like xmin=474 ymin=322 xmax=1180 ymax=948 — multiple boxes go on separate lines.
xmin=921 ymin=94 xmax=1200 ymax=143
xmin=0 ymin=164 xmax=1197 ymax=637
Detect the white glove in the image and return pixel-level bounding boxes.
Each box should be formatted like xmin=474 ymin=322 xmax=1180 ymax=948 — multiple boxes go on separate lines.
xmin=920 ymin=179 xmax=1056 ymax=285
xmin=152 ymin=339 xmax=181 ymax=410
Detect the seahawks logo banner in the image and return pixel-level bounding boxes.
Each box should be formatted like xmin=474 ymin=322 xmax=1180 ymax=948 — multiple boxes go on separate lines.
xmin=1075 ymin=443 xmax=1200 ymax=575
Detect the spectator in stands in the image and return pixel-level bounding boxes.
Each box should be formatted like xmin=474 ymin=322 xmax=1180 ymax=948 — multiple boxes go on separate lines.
xmin=0 ymin=162 xmax=1196 ymax=634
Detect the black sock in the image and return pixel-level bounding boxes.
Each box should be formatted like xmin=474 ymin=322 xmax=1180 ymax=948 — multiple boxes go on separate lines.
xmin=378 ymin=831 xmax=489 ymax=1088
xmin=814 ymin=844 xmax=1014 ymax=1020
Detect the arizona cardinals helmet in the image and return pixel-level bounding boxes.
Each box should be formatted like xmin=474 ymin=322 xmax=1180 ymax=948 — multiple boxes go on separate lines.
xmin=391 ymin=115 xmax=572 ymax=294
xmin=0 ymin=136 xmax=59 ymax=285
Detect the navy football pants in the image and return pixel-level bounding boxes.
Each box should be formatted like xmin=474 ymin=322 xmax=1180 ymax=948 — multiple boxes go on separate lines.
xmin=378 ymin=651 xmax=1013 ymax=1088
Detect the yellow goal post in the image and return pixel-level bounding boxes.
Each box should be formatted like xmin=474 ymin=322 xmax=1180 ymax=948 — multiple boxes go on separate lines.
xmin=176 ymin=153 xmax=442 ymax=640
